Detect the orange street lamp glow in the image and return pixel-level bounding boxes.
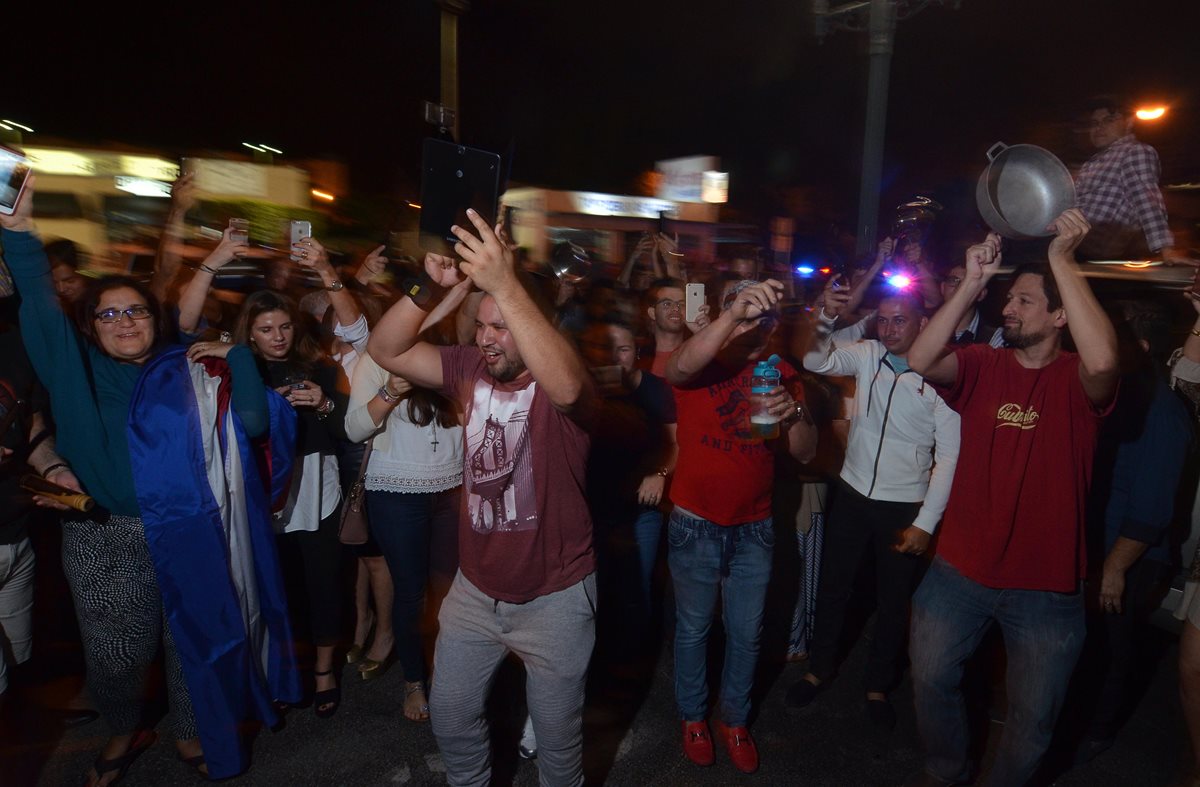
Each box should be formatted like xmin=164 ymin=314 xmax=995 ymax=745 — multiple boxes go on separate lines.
xmin=311 ymin=189 xmax=335 ymax=202
xmin=1136 ymin=106 xmax=1167 ymax=121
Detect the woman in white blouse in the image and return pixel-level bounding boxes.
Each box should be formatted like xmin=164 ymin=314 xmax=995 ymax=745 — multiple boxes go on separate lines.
xmin=346 ymin=348 xmax=463 ymax=722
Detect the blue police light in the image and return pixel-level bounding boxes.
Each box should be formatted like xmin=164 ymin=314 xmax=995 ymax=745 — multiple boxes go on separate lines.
xmin=887 ymin=273 xmax=912 ymax=289
xmin=796 ymin=265 xmax=815 ymax=276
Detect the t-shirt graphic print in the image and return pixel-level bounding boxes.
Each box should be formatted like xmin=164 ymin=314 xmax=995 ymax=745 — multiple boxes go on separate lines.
xmin=466 ymin=380 xmax=537 ymax=533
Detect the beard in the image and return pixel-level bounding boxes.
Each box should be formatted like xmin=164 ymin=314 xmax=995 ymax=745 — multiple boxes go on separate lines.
xmin=1001 ymin=323 xmax=1052 ymax=349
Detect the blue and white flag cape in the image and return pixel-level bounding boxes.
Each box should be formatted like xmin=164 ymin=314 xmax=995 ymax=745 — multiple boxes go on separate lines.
xmin=128 ymin=346 xmax=301 ymax=779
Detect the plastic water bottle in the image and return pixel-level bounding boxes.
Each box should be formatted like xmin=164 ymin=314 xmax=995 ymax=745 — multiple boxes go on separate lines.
xmin=750 ymin=354 xmax=782 ymax=440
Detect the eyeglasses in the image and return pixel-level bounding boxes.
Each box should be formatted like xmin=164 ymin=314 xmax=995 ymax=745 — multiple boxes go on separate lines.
xmin=655 ymin=299 xmax=684 ymax=312
xmin=942 ymin=276 xmax=963 ymax=287
xmin=94 ymin=305 xmax=152 ymax=323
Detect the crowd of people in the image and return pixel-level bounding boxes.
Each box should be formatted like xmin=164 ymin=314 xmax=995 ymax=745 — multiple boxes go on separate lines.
xmin=0 ymin=93 xmax=1198 ymax=787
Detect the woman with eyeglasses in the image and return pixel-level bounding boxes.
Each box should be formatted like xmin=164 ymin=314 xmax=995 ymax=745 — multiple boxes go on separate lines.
xmin=0 ymin=185 xmax=299 ymax=784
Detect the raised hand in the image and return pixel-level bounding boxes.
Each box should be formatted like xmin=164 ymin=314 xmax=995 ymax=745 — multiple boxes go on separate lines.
xmin=355 ymin=245 xmax=388 ymax=285
xmin=876 ymin=236 xmax=895 ymax=263
xmin=820 ymin=275 xmax=852 ymax=319
xmin=0 ymin=175 xmax=34 ymax=232
xmin=292 ymin=237 xmax=332 ymax=274
xmin=171 ymin=171 xmax=199 ymax=214
xmin=204 ymin=227 xmax=250 ymax=270
xmin=424 ymin=251 xmax=465 ymax=289
xmin=1047 ymin=209 xmax=1090 ymax=260
xmin=452 ymin=209 xmax=518 ymax=296
xmin=727 ymin=280 xmax=784 ymax=322
xmin=964 ymin=233 xmax=1003 ymax=282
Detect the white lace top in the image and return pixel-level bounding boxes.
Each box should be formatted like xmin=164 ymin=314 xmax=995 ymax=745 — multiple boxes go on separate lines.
xmin=346 ymin=349 xmax=463 ymax=494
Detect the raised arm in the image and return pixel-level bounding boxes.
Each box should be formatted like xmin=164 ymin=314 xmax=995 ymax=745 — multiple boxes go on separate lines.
xmin=176 ymin=228 xmax=248 ymax=335
xmin=665 ymin=280 xmax=784 ymax=386
xmin=804 ymin=275 xmax=860 ymax=376
xmin=366 ymin=252 xmax=462 ymax=391
xmin=908 ymin=234 xmax=1003 ymax=385
xmin=292 ymin=236 xmax=362 ymax=330
xmin=617 ymin=233 xmax=654 ymax=288
xmin=452 ymin=209 xmax=594 ymax=415
xmin=149 ymin=171 xmax=198 ymax=302
xmin=1046 ymin=209 xmax=1119 ymax=407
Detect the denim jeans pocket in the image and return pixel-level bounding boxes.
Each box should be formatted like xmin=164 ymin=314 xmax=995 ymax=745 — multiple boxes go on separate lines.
xmin=667 ymin=517 xmax=696 ymax=550
xmin=745 ymin=518 xmax=775 ymax=550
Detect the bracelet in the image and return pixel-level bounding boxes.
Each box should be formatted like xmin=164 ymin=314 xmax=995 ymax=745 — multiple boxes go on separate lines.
xmin=784 ymin=401 xmax=810 ymax=425
xmin=326 ymin=279 xmax=345 ymax=292
xmin=378 ymin=385 xmax=402 ymax=403
xmin=655 ymin=468 xmax=670 ymax=478
xmin=41 ymin=462 xmax=70 ymax=479
xmin=401 ymin=270 xmax=448 ymax=312
xmin=199 ymin=263 xmax=219 ymax=275
xmin=1191 ymin=328 xmax=1200 ymax=338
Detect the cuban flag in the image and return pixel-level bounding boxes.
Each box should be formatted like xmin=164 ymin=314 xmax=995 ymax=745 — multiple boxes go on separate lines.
xmin=128 ymin=346 xmax=301 ymax=779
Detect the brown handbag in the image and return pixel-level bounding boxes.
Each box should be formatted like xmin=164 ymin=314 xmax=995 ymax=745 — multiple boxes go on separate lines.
xmin=338 ymin=438 xmax=374 ymax=545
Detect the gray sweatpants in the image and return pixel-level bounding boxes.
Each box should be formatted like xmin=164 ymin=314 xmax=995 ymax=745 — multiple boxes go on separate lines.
xmin=430 ymin=570 xmax=596 ymax=787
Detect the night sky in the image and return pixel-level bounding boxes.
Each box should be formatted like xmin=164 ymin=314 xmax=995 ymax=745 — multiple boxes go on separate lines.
xmin=10 ymin=0 xmax=1200 ymax=241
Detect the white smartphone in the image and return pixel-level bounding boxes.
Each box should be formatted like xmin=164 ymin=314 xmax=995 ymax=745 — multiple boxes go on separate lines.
xmin=685 ymin=282 xmax=705 ymax=323
xmin=0 ymin=146 xmax=32 ymax=216
xmin=288 ymin=220 xmax=312 ymax=260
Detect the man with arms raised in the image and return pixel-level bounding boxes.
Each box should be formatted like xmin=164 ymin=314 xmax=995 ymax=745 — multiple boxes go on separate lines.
xmin=904 ymin=210 xmax=1119 ymax=787
xmin=368 ymin=210 xmax=595 ymax=787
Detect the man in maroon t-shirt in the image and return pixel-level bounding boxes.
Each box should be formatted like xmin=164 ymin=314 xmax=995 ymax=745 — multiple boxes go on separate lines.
xmin=905 ymin=210 xmax=1119 ymax=787
xmin=368 ymin=210 xmax=596 ymax=787
xmin=665 ymin=279 xmax=818 ymax=774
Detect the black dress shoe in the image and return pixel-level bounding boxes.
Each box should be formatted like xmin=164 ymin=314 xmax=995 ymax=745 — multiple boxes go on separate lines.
xmin=784 ymin=678 xmax=822 ymax=714
xmin=866 ymin=698 xmax=897 ymax=731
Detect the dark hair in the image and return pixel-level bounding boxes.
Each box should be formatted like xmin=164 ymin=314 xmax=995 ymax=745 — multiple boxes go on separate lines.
xmin=878 ymin=291 xmax=927 ymax=318
xmin=77 ymin=276 xmax=169 ymax=354
xmin=1083 ymin=94 xmax=1132 ymax=119
xmin=1117 ymin=299 xmax=1172 ymax=362
xmin=1009 ymin=263 xmax=1062 ymax=312
xmin=234 ymin=289 xmax=326 ymax=372
xmin=646 ymin=277 xmax=685 ymax=304
xmin=44 ymin=239 xmax=83 ymax=270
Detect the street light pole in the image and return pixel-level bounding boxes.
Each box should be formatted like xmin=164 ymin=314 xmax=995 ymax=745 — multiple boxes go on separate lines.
xmin=855 ymin=0 xmax=896 ymax=257
xmin=813 ymin=0 xmax=957 ymax=258
xmin=438 ymin=0 xmax=469 ymax=142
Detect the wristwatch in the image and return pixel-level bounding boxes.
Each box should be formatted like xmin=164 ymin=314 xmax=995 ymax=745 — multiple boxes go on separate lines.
xmin=326 ymin=280 xmax=345 ymax=292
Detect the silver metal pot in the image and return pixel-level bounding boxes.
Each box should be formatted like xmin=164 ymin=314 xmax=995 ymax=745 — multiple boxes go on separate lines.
xmin=976 ymin=142 xmax=1075 ymax=239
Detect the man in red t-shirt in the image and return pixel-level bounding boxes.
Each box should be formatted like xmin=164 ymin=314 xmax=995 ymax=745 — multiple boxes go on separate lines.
xmin=905 ymin=210 xmax=1119 ymax=787
xmin=368 ymin=211 xmax=596 ymax=787
xmin=665 ymin=279 xmax=818 ymax=774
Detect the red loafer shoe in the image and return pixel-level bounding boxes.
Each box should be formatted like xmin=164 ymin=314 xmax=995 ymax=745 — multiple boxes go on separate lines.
xmin=715 ymin=720 xmax=759 ymax=774
xmin=681 ymin=720 xmax=715 ymax=766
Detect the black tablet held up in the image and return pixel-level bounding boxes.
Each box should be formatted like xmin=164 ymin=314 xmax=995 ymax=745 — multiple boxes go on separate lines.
xmin=418 ymin=138 xmax=502 ymax=245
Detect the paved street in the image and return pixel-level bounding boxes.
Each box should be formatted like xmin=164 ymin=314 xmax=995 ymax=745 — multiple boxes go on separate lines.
xmin=9 ymin=588 xmax=1189 ymax=787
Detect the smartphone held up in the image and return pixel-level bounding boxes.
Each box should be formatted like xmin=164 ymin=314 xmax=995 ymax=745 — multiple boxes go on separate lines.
xmin=0 ymin=146 xmax=32 ymax=216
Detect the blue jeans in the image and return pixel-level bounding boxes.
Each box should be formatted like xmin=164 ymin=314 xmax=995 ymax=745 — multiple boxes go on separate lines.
xmin=668 ymin=509 xmax=773 ymax=726
xmin=910 ymin=557 xmax=1085 ymax=786
xmin=632 ymin=507 xmax=663 ymax=621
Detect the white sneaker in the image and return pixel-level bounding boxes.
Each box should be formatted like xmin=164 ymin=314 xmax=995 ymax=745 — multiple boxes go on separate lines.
xmin=518 ymin=715 xmax=537 ymax=760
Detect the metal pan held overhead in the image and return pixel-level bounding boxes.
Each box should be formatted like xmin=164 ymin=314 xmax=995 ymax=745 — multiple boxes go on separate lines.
xmin=976 ymin=142 xmax=1076 ymax=240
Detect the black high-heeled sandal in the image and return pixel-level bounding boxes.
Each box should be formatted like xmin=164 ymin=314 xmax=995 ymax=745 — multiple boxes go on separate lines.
xmin=314 ymin=669 xmax=341 ymax=719
xmin=84 ymin=729 xmax=157 ymax=787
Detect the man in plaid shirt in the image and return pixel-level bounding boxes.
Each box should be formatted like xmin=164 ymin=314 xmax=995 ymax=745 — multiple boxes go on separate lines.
xmin=1075 ymin=95 xmax=1187 ymax=264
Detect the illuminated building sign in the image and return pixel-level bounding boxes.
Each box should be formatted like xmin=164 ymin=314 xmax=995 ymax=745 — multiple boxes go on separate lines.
xmin=24 ymin=147 xmax=179 ymax=181
xmin=571 ymin=191 xmax=677 ymax=219
xmin=655 ymin=155 xmax=719 ymax=203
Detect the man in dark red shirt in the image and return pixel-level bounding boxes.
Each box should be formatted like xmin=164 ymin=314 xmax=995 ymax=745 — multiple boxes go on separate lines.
xmin=665 ymin=279 xmax=818 ymax=774
xmin=369 ymin=210 xmax=596 ymax=787
xmin=905 ymin=210 xmax=1119 ymax=786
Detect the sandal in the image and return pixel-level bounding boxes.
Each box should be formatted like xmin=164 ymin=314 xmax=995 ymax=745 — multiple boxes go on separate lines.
xmin=314 ymin=669 xmax=341 ymax=719
xmin=84 ymin=729 xmax=157 ymax=787
xmin=403 ymin=681 xmax=430 ymax=723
